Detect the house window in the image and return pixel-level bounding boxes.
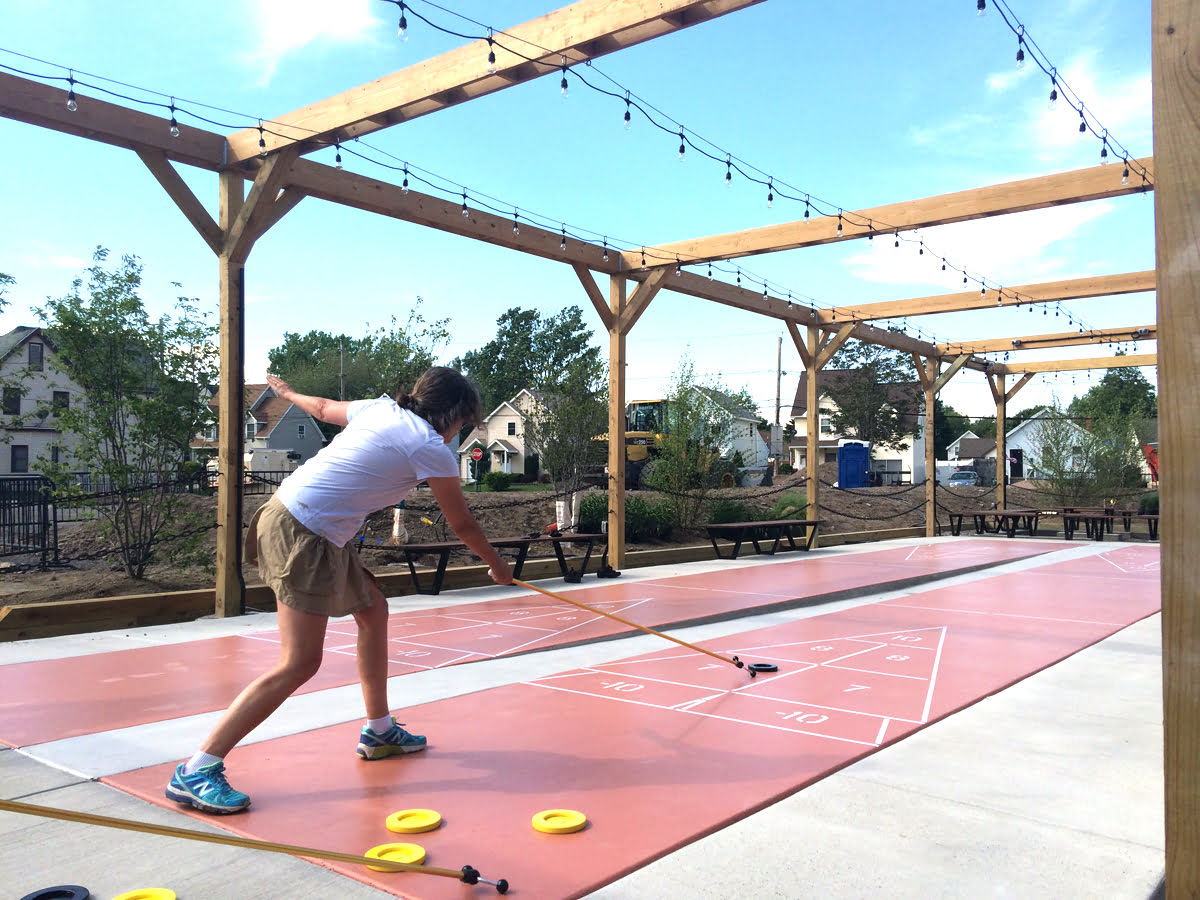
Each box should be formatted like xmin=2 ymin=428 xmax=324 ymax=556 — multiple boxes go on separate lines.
xmin=824 ymin=450 xmax=838 ymax=463
xmin=298 ymin=423 xmax=306 ymax=440
xmin=245 ymin=422 xmax=257 ymax=441
xmin=10 ymin=445 xmax=29 ymax=473
xmin=28 ymin=342 xmax=43 ymax=371
xmin=52 ymin=391 xmax=69 ymax=414
xmin=2 ymin=388 xmax=20 ymax=416
xmin=50 ymin=445 xmax=60 ymax=464
xmin=203 ymin=424 xmax=218 ymax=442
xmin=819 ymin=415 xmax=833 ymax=434
xmin=507 ymin=421 xmax=517 ymax=436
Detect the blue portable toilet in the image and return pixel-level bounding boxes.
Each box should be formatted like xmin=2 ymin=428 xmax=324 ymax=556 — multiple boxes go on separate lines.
xmin=837 ymin=440 xmax=870 ymax=489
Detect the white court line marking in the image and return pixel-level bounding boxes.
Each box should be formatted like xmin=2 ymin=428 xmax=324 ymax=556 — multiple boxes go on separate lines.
xmin=736 ymin=690 xmax=927 ymax=724
xmin=823 ymin=664 xmax=928 ymax=681
xmin=882 ymin=602 xmax=1132 ymax=627
xmin=904 ymin=545 xmax=921 ymax=561
xmin=875 ymin=718 xmax=891 ymax=744
xmin=920 ymin=627 xmax=947 ymax=722
xmin=524 ymin=682 xmax=879 ymax=747
xmin=731 ymin=625 xmax=949 ymax=654
xmin=672 ymin=693 xmax=726 ymax=711
xmin=1099 ymin=553 xmax=1133 ymax=574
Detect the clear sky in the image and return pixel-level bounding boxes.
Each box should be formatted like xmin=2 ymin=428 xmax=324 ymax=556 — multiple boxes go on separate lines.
xmin=0 ymin=0 xmax=1155 ymax=428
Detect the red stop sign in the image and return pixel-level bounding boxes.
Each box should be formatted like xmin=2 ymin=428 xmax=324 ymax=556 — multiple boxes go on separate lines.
xmin=471 ymin=447 xmax=483 ymax=461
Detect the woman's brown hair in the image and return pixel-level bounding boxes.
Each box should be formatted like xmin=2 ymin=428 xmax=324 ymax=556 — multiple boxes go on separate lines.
xmin=396 ymin=367 xmax=483 ymax=435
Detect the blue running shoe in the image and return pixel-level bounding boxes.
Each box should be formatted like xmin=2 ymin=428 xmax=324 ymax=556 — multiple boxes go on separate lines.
xmin=165 ymin=761 xmax=250 ymax=814
xmin=357 ymin=718 xmax=427 ymax=760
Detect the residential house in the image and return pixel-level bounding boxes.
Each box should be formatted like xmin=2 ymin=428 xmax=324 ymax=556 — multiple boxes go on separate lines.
xmin=948 ymin=409 xmax=1097 ymax=483
xmin=190 ymin=383 xmax=326 ymax=466
xmin=785 ymin=370 xmax=925 ymax=484
xmin=693 ymin=387 xmax=772 ymax=466
xmin=0 ymin=326 xmax=83 ymax=475
xmin=457 ymin=389 xmax=541 ymax=480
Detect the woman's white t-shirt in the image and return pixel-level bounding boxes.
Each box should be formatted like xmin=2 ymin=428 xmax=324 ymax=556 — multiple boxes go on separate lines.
xmin=275 ymin=396 xmax=459 ymax=546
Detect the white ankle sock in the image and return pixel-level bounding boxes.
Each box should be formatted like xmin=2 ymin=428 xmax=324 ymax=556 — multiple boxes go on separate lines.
xmin=183 ymin=751 xmax=223 ymax=775
xmin=367 ymin=715 xmax=394 ymax=734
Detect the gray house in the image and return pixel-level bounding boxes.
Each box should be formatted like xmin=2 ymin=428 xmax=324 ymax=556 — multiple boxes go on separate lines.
xmin=0 ymin=326 xmax=84 ymax=475
xmin=191 ymin=383 xmax=326 ymax=467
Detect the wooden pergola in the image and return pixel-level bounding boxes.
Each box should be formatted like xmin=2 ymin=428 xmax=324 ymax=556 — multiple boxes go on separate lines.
xmin=0 ymin=0 xmax=1193 ymax=892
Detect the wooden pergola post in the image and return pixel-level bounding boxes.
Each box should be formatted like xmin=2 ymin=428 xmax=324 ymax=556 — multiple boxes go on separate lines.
xmin=606 ymin=275 xmax=628 ymax=569
xmin=805 ymin=325 xmax=820 ymax=540
xmin=990 ymin=372 xmax=1007 ymax=507
xmin=1152 ymin=0 xmax=1199 ymax=893
xmin=913 ymin=356 xmax=939 ymax=537
xmin=215 ymin=171 xmax=246 ymax=617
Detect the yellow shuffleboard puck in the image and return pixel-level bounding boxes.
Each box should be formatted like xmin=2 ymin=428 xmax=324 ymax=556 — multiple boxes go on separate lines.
xmin=112 ymin=891 xmax=177 ymax=900
xmin=364 ymin=842 xmax=427 ymax=872
xmin=531 ymin=808 xmax=587 ymax=834
xmin=386 ymin=808 xmax=442 ymax=834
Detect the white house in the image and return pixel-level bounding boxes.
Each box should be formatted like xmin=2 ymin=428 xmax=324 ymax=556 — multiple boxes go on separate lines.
xmin=950 ymin=409 xmax=1095 ymax=483
xmin=0 ymin=327 xmax=85 ymax=475
xmin=693 ymin=387 xmax=772 ymax=466
xmin=785 ymin=370 xmax=926 ymax=485
xmin=457 ymin=389 xmax=541 ymax=480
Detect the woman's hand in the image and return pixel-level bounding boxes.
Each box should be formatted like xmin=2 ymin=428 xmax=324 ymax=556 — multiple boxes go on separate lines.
xmin=488 ymin=558 xmax=514 ymax=586
xmin=266 ymin=374 xmax=293 ymax=398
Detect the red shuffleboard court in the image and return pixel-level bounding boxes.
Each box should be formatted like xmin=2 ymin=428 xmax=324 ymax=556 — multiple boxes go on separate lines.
xmin=0 ymin=540 xmax=1059 ymax=748
xmin=105 ymin=545 xmax=1158 ymax=900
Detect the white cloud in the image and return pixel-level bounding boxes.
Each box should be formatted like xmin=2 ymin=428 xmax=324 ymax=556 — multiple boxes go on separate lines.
xmin=986 ymin=65 xmax=1035 ymax=93
xmin=908 ymin=113 xmax=990 ymax=147
xmin=243 ymin=0 xmax=381 ymax=86
xmin=841 ymin=201 xmax=1114 ymax=288
xmin=1028 ymin=57 xmax=1151 ymax=164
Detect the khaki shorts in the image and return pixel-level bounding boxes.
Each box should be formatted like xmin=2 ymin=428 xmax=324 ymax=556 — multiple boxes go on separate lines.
xmin=245 ymin=495 xmax=382 ymax=618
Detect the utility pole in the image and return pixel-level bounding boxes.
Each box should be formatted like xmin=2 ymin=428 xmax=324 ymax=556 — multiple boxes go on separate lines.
xmin=775 ymin=335 xmax=782 ymax=425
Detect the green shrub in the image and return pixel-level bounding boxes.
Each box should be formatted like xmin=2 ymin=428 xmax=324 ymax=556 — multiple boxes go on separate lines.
xmin=579 ymin=492 xmax=606 ymax=532
xmin=626 ymin=495 xmax=675 ymax=541
xmin=1138 ymin=491 xmax=1158 ymax=514
xmin=777 ymin=462 xmax=795 ymax=475
xmin=483 ymin=471 xmax=516 ymax=492
xmin=708 ymin=498 xmax=757 ymax=524
xmin=766 ymin=491 xmax=808 ymax=519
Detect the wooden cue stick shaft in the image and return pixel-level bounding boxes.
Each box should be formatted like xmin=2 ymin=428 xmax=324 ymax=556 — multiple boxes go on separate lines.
xmin=512 ymin=578 xmax=740 ymax=668
xmin=0 ymin=798 xmax=463 ymax=877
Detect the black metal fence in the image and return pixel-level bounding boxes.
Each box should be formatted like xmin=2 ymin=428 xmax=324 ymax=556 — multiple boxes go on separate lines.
xmin=0 ymin=475 xmax=58 ymax=565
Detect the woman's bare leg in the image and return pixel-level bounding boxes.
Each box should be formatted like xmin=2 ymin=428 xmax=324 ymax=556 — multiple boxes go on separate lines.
xmin=200 ymin=603 xmax=328 ymax=757
xmin=353 ymin=586 xmax=390 ymax=720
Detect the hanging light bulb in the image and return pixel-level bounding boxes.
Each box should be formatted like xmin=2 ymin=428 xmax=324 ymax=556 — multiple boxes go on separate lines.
xmin=334 ymin=142 xmax=343 ymax=169
xmin=803 ymin=198 xmax=810 ymax=221
xmin=640 ymin=248 xmax=647 ymax=270
xmin=677 ymin=128 xmax=685 ymax=161
xmin=66 ymin=73 xmax=78 ymax=112
xmin=707 ymin=262 xmax=713 ymax=280
xmin=168 ymin=100 xmax=180 ymax=138
xmin=461 ymin=191 xmax=469 ymax=218
xmin=602 ymin=239 xmax=609 ymax=262
xmin=1016 ymin=37 xmax=1026 ymax=69
xmin=401 ymin=165 xmax=409 ymax=193
xmin=1048 ymin=77 xmax=1059 ymax=111
xmin=397 ymin=2 xmax=408 ymax=41
xmin=836 ymin=213 xmax=843 ymax=237
xmin=560 ymin=226 xmax=567 ymax=251
xmin=560 ymin=59 xmax=569 ymax=100
xmin=486 ymin=33 xmax=497 ymax=74
xmin=725 ymin=159 xmax=732 ymax=188
xmin=762 ymin=282 xmax=769 ymax=299
xmin=624 ymin=93 xmax=632 ymax=131
xmin=676 ymin=258 xmax=683 ymax=277
xmin=1078 ymin=109 xmax=1087 ymax=135
xmin=1121 ymin=161 xmax=1130 ymax=186
xmin=941 ymin=258 xmax=947 ymax=271
xmin=918 ymin=241 xmax=923 ymax=255
xmin=258 ymin=123 xmax=267 ymax=158
xmin=512 ymin=211 xmax=520 ymax=236
xmin=736 ymin=269 xmax=742 ymax=287
xmin=976 ymin=0 xmax=986 ymax=17
xmin=894 ymin=232 xmax=899 ymax=248
xmin=767 ymin=179 xmax=774 ymax=208
xmin=1100 ymin=140 xmax=1110 ymax=165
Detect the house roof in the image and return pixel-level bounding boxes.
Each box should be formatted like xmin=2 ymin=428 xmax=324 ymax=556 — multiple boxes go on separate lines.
xmin=949 ymin=429 xmax=979 ymax=445
xmin=487 ymin=439 xmax=519 ymax=453
xmin=0 ymin=326 xmax=60 ymax=365
xmin=195 ymin=384 xmax=324 ymax=449
xmin=957 ymin=437 xmax=997 ymax=459
xmin=789 ymin=369 xmax=922 ymax=431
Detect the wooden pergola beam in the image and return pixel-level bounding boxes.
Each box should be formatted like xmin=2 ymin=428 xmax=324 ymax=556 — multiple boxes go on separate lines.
xmin=825 ymin=271 xmax=1156 ymax=325
xmin=632 ymin=158 xmax=1154 ymax=268
xmin=936 ymin=325 xmax=1156 ymax=356
xmin=996 ymin=353 xmax=1157 ymax=374
xmin=226 ymin=0 xmax=766 ymax=161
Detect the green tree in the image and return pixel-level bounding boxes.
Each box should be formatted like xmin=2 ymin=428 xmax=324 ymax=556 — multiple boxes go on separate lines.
xmin=643 ymin=355 xmax=750 ymax=530
xmin=268 ymin=301 xmax=448 ymax=435
xmin=522 ymin=358 xmax=609 ymax=502
xmin=1028 ymin=406 xmax=1145 ymax=507
xmin=0 ymin=272 xmax=13 ymax=312
xmin=451 ymin=305 xmax=602 ymax=414
xmin=36 ymin=248 xmax=219 ymax=577
xmin=932 ymin=399 xmax=968 ymax=458
xmin=1068 ymin=360 xmax=1157 ymax=422
xmin=825 ymin=335 xmax=920 ymax=452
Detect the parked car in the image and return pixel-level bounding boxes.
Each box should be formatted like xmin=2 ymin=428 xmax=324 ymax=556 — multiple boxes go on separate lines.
xmin=948 ymin=469 xmax=982 ymax=487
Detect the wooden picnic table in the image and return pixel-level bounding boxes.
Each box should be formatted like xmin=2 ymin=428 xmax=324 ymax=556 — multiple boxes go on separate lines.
xmin=948 ymin=508 xmax=1044 ymax=538
xmin=398 ymin=532 xmax=607 ymax=594
xmin=706 ymin=519 xmax=822 ymax=559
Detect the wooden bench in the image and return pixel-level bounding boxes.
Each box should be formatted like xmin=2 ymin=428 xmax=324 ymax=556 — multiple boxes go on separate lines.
xmin=949 ymin=508 xmax=1043 ymax=538
xmin=398 ymin=532 xmax=607 ymax=595
xmin=1115 ymin=512 xmax=1160 ymax=541
xmin=706 ymin=519 xmax=821 ymax=559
